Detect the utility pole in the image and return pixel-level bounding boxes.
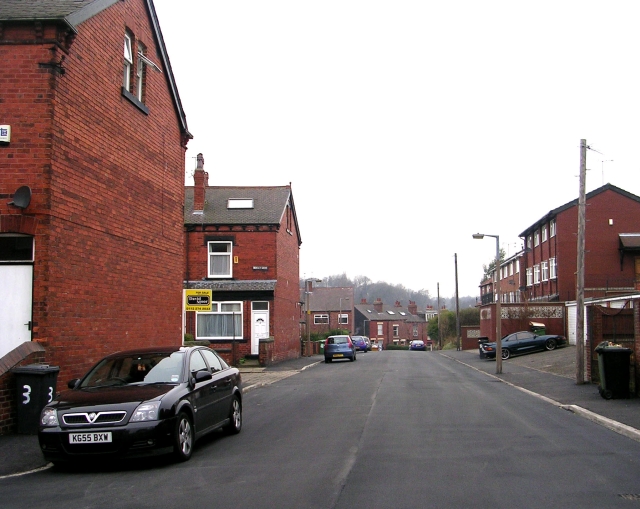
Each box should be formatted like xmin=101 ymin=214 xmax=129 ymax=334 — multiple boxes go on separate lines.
xmin=437 ymin=283 xmax=441 ymax=350
xmin=576 ymin=139 xmax=587 ymax=384
xmin=455 ymin=254 xmax=461 ymax=350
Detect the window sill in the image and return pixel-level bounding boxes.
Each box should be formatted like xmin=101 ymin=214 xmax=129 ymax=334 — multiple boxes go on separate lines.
xmin=121 ymin=87 xmax=149 ymax=115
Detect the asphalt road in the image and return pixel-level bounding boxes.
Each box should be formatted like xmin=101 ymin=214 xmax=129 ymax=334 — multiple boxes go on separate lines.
xmin=2 ymin=351 xmax=640 ymax=509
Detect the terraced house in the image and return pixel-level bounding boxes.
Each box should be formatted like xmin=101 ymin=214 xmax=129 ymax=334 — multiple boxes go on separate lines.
xmin=0 ymin=0 xmax=190 ymax=432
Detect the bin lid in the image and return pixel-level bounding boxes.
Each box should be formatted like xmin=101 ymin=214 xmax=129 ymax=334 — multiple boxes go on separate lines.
xmin=11 ymin=364 xmax=60 ymax=374
xmin=595 ymin=341 xmax=632 ymax=353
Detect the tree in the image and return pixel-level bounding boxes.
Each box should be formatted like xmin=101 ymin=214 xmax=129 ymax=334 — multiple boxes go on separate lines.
xmin=481 ymin=248 xmax=507 ymax=281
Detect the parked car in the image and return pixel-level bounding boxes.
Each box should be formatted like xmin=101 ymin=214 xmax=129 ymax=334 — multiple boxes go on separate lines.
xmin=324 ymin=335 xmax=357 ymax=363
xmin=39 ymin=346 xmax=242 ymax=465
xmin=479 ymin=331 xmax=567 ymax=360
xmin=409 ymin=340 xmax=426 ymax=351
xmin=351 ymin=336 xmax=368 ymax=352
xmin=364 ymin=337 xmax=372 ymax=351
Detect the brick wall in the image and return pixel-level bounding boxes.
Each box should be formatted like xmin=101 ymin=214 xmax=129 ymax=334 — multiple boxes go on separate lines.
xmin=0 ymin=0 xmax=186 ymax=396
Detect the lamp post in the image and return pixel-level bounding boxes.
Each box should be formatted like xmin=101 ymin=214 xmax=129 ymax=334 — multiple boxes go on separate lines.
xmin=305 ymin=278 xmax=322 ymax=357
xmin=339 ymin=297 xmax=350 ymax=333
xmin=473 ymin=233 xmax=502 ymax=374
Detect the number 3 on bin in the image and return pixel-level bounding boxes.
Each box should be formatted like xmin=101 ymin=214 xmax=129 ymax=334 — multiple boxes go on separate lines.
xmin=22 ymin=384 xmax=31 ymax=405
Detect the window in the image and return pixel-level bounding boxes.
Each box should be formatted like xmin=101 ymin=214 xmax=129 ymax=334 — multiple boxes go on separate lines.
xmin=413 ymin=325 xmax=418 ymax=337
xmin=189 ymin=350 xmax=208 ymax=373
xmin=208 ymin=241 xmax=232 ymax=278
xmin=541 ymin=260 xmax=549 ymax=281
xmin=228 ymin=199 xmax=254 ymax=209
xmin=201 ymin=349 xmax=224 ymax=372
xmin=550 ymin=219 xmax=556 ymax=237
xmin=516 ymin=260 xmax=520 ymax=273
xmin=377 ymin=323 xmax=383 ymax=335
xmin=196 ymin=302 xmax=242 ymax=339
xmin=534 ymin=231 xmax=540 ymax=247
xmin=527 ymin=236 xmax=532 ymax=249
xmin=123 ymin=33 xmax=133 ymax=91
xmin=526 ymin=267 xmax=533 ymax=286
xmin=393 ymin=325 xmax=399 ymax=337
xmin=314 ymin=314 xmax=329 ymax=324
xmin=136 ymin=42 xmax=146 ymax=102
xmin=542 ymin=225 xmax=548 ymax=242
xmin=509 ymin=263 xmax=513 ymax=276
xmin=338 ymin=314 xmax=348 ymax=325
xmin=534 ymin=264 xmax=540 ymax=284
xmin=550 ymin=257 xmax=557 ymax=279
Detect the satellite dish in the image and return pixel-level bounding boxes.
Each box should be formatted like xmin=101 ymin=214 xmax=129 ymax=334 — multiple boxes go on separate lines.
xmin=9 ymin=186 xmax=31 ymax=209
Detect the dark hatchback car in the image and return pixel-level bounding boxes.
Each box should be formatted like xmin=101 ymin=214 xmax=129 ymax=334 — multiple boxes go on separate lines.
xmin=39 ymin=346 xmax=242 ymax=465
xmin=351 ymin=336 xmax=368 ymax=353
xmin=479 ymin=331 xmax=567 ymax=360
xmin=324 ymin=335 xmax=357 ymax=363
xmin=409 ymin=340 xmax=426 ymax=351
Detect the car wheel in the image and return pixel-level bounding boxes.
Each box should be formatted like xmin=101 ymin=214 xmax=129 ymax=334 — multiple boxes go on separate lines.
xmin=545 ymin=338 xmax=557 ymax=351
xmin=224 ymin=396 xmax=242 ymax=435
xmin=173 ymin=412 xmax=194 ymax=462
xmin=501 ymin=349 xmax=511 ymax=360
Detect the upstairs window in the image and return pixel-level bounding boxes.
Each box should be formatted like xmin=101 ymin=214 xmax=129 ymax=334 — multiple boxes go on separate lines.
xmin=542 ymin=225 xmax=548 ymax=242
xmin=208 ymin=241 xmax=232 ymax=278
xmin=338 ymin=314 xmax=348 ymax=325
xmin=534 ymin=231 xmax=540 ymax=247
xmin=550 ymin=219 xmax=556 ymax=237
xmin=541 ymin=260 xmax=549 ymax=281
xmin=314 ymin=314 xmax=329 ymax=324
xmin=123 ymin=33 xmax=133 ymax=92
xmin=136 ymin=42 xmax=147 ymax=102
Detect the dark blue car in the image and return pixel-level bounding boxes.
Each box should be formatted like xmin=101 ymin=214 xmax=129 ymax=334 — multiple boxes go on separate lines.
xmin=479 ymin=331 xmax=567 ymax=360
xmin=324 ymin=335 xmax=357 ymax=363
xmin=351 ymin=336 xmax=368 ymax=353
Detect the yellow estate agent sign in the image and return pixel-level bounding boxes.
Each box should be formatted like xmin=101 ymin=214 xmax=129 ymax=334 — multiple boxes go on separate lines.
xmin=184 ymin=289 xmax=212 ymax=311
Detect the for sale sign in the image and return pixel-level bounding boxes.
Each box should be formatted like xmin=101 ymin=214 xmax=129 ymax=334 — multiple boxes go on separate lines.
xmin=184 ymin=289 xmax=213 ymax=311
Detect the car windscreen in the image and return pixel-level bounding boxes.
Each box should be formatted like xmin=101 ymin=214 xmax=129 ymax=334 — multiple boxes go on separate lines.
xmin=80 ymin=352 xmax=185 ymax=388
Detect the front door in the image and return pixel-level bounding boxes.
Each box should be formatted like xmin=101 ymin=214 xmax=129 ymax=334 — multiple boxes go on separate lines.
xmin=251 ymin=303 xmax=269 ymax=356
xmin=0 ymin=240 xmax=33 ymax=358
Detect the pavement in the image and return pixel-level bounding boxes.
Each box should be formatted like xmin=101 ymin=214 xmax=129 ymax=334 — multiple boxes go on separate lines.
xmin=2 ymin=347 xmax=639 ymax=478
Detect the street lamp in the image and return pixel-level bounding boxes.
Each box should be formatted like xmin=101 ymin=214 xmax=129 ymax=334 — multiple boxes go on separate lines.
xmin=305 ymin=278 xmax=322 ymax=357
xmin=473 ymin=233 xmax=502 ymax=374
xmin=339 ymin=297 xmax=350 ymax=333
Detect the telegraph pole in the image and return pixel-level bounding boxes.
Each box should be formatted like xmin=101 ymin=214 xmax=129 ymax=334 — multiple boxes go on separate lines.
xmin=576 ymin=139 xmax=587 ymax=384
xmin=455 ymin=254 xmax=461 ymax=350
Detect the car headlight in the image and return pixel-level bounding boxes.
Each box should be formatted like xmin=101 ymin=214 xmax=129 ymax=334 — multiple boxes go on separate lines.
xmin=130 ymin=401 xmax=160 ymax=422
xmin=41 ymin=407 xmax=59 ymax=427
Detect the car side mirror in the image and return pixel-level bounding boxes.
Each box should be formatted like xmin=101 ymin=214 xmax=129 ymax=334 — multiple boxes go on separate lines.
xmin=68 ymin=379 xmax=80 ymax=389
xmin=190 ymin=370 xmax=212 ymax=387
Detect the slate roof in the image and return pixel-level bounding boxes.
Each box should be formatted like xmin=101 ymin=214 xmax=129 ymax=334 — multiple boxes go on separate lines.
xmin=184 ymin=186 xmax=302 ymax=244
xmin=185 ymin=280 xmax=277 ymax=293
xmin=0 ymin=0 xmax=191 ymax=140
xmin=519 ymin=183 xmax=640 ymax=237
xmin=355 ymin=303 xmax=425 ymax=323
xmin=304 ymin=287 xmax=354 ymax=312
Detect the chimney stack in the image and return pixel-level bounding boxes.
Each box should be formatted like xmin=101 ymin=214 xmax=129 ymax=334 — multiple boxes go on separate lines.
xmin=408 ymin=301 xmax=418 ymax=315
xmin=373 ymin=299 xmax=383 ymax=313
xmin=193 ymin=153 xmax=208 ymax=212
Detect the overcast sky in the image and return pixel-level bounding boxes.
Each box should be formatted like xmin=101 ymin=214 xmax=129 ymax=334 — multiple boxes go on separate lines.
xmin=154 ymin=0 xmax=640 ymax=299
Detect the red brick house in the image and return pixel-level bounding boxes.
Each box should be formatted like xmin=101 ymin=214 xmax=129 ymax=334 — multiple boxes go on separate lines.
xmin=0 ymin=0 xmax=190 ymax=432
xmin=302 ymin=285 xmax=354 ymax=337
xmin=519 ymin=183 xmax=640 ymax=303
xmin=183 ymin=155 xmax=302 ymax=366
xmin=477 ymin=183 xmax=640 ymax=343
xmin=354 ymin=299 xmax=428 ymax=348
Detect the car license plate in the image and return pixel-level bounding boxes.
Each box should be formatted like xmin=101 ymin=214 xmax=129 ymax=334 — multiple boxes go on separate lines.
xmin=333 ymin=353 xmax=344 ymax=358
xmin=69 ymin=432 xmax=112 ymax=444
